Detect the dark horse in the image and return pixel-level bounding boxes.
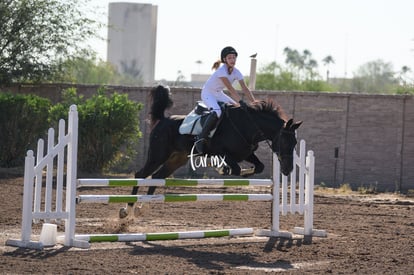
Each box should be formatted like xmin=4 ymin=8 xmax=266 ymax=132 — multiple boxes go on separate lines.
xmin=119 ymin=85 xmax=302 ymax=218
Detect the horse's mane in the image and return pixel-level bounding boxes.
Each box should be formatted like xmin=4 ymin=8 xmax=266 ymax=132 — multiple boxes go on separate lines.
xmin=249 ymin=100 xmax=288 ymax=122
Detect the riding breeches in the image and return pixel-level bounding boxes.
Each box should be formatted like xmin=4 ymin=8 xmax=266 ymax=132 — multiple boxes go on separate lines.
xmin=200 ymin=90 xmax=236 ymax=117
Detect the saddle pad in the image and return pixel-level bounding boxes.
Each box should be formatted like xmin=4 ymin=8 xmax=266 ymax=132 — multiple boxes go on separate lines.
xmin=179 ymin=110 xmax=216 ymax=137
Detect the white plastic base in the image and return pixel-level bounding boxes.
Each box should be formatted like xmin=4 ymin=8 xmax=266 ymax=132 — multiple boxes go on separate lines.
xmin=255 ymin=229 xmax=293 ymax=238
xmin=293 ymin=227 xmax=327 ymax=237
xmin=5 ymin=239 xmax=44 ymax=250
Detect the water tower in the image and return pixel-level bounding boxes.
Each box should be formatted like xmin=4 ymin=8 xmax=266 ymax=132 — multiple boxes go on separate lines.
xmin=107 ymin=3 xmax=157 ymax=85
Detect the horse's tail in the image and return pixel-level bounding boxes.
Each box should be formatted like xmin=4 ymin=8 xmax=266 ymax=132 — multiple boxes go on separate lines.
xmin=149 ymin=85 xmax=173 ymax=123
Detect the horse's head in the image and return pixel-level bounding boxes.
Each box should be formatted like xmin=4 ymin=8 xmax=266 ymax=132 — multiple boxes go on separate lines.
xmin=272 ymin=119 xmax=302 ymax=176
xmin=239 ymin=101 xmax=301 ymax=176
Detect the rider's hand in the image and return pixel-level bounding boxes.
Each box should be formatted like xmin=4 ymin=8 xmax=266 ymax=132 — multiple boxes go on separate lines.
xmin=239 ymin=100 xmax=248 ymax=110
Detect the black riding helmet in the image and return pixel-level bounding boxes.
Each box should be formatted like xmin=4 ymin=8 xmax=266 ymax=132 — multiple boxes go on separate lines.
xmin=221 ymin=46 xmax=238 ymax=62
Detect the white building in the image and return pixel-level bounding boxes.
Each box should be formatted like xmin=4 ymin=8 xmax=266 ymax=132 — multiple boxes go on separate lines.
xmin=107 ymin=3 xmax=157 ymax=85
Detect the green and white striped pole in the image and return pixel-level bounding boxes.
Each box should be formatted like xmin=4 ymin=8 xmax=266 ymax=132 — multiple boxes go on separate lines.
xmin=75 ymin=228 xmax=254 ymax=243
xmin=77 ymin=178 xmax=273 ymax=187
xmin=77 ymin=193 xmax=273 ymax=203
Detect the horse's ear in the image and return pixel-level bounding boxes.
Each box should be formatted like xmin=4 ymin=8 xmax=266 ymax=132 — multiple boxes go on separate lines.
xmin=285 ymin=119 xmax=293 ymax=128
xmin=291 ymin=120 xmax=303 ymax=131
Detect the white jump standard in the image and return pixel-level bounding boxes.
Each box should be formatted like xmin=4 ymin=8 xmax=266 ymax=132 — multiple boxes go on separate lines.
xmin=6 ymin=105 xmax=326 ymax=250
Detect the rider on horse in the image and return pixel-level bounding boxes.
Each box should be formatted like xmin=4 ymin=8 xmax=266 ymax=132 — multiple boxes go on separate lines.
xmin=195 ymin=46 xmax=256 ymax=153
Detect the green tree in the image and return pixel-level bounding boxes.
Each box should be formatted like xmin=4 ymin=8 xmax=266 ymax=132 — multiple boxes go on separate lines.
xmin=256 ymin=61 xmax=334 ymax=92
xmin=398 ymin=65 xmax=411 ymax=85
xmin=301 ymin=79 xmax=334 ymax=92
xmin=283 ymin=47 xmax=302 ymax=79
xmin=393 ymin=66 xmax=414 ymax=94
xmin=305 ymin=58 xmax=319 ymax=80
xmin=0 ymin=93 xmax=51 ymax=167
xmin=352 ymin=59 xmax=397 ymax=93
xmin=256 ymin=62 xmax=301 ymax=91
xmin=283 ymin=47 xmax=319 ymax=80
xmin=49 ymin=87 xmax=143 ymax=172
xmin=322 ymin=55 xmax=335 ymax=82
xmin=53 ymin=53 xmax=142 ymax=85
xmin=0 ymin=0 xmax=100 ymax=84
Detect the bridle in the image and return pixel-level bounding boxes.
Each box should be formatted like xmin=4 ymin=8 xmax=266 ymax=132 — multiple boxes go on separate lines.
xmin=227 ymin=106 xmax=295 ymax=156
xmin=241 ymin=108 xmax=297 ymax=159
xmin=273 ymin=129 xmax=296 ymax=162
xmin=226 ymin=107 xmax=273 ymax=152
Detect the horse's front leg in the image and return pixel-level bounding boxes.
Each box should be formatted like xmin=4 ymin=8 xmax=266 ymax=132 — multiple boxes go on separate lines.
xmin=217 ymin=155 xmax=241 ymax=176
xmin=244 ymin=153 xmax=265 ymax=174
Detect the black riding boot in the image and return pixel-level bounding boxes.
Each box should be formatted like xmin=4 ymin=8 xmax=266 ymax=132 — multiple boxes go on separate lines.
xmin=195 ymin=112 xmax=219 ymax=154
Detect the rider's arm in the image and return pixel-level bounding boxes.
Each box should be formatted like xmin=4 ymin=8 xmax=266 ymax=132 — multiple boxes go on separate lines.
xmin=219 ymin=77 xmax=242 ymax=103
xmin=238 ymin=79 xmax=255 ymax=102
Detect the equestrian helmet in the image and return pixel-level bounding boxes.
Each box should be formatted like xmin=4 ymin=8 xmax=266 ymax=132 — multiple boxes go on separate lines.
xmin=221 ymin=46 xmax=238 ymax=62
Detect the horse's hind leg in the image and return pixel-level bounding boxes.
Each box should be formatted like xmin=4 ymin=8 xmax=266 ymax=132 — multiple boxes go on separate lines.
xmin=150 ymin=152 xmax=189 ymax=190
xmin=119 ymin=148 xmax=170 ymax=219
xmin=131 ymin=160 xmax=161 ymax=201
xmin=119 ymin=152 xmax=188 ymax=218
xmin=141 ymin=152 xmax=189 ymax=198
xmin=129 ymin=152 xmax=188 ymax=218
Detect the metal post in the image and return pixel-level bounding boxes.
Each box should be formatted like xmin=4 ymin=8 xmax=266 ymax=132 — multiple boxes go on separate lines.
xmin=334 ymin=147 xmax=339 ymax=187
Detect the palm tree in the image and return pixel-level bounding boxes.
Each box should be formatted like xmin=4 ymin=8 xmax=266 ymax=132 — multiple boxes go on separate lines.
xmin=322 ymin=55 xmax=335 ymax=82
xmin=306 ymin=59 xmax=318 ymax=80
xmin=399 ymin=65 xmax=411 ymax=85
xmin=302 ymin=49 xmax=311 ymax=66
xmin=401 ymin=65 xmax=411 ymax=73
xmin=283 ymin=47 xmax=302 ymax=80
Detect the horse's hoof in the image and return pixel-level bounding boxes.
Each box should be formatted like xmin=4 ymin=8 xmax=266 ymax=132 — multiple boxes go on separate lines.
xmin=133 ymin=203 xmax=148 ymax=217
xmin=133 ymin=204 xmax=143 ymax=217
xmin=119 ymin=207 xmax=128 ymax=219
xmin=240 ymin=167 xmax=255 ymax=177
xmin=133 ymin=208 xmax=141 ymax=218
xmin=217 ymin=166 xmax=232 ymax=175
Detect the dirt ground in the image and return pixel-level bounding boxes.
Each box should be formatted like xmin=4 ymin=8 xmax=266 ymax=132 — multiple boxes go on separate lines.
xmin=1 ymin=175 xmax=414 ymax=274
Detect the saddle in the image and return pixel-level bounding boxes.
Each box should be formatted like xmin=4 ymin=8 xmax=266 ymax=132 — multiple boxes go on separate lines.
xmin=179 ymin=101 xmax=226 ymax=136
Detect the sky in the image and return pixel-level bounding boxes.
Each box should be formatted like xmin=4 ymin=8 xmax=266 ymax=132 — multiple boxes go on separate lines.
xmin=87 ymin=0 xmax=414 ymax=81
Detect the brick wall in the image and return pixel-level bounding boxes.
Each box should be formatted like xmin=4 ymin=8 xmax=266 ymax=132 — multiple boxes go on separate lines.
xmin=5 ymin=84 xmax=414 ymax=191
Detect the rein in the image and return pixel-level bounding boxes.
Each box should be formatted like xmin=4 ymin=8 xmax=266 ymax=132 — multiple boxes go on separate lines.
xmin=242 ymin=108 xmax=274 ymax=151
xmin=236 ymin=107 xmax=297 ymax=162
xmin=225 ymin=108 xmax=255 ymax=151
xmin=226 ymin=107 xmax=273 ymax=152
